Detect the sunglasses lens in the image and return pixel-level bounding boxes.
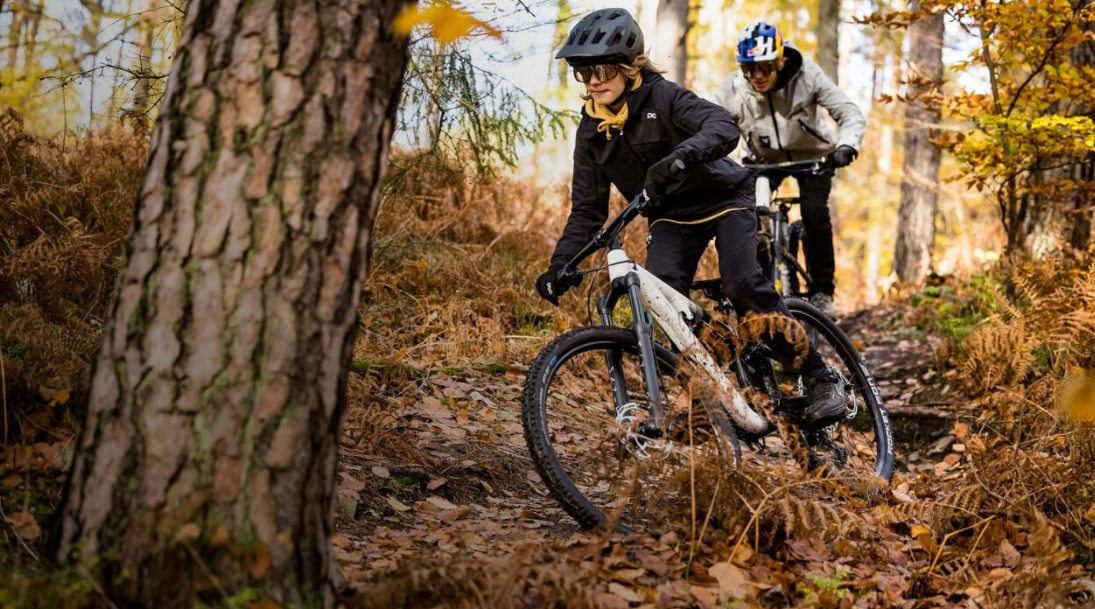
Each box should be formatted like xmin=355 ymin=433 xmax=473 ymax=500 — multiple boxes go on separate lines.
xmin=574 ymin=65 xmax=619 ymax=83
xmin=745 ymin=62 xmax=777 ymax=77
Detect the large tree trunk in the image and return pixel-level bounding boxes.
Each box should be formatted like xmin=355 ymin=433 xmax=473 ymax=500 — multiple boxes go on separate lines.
xmin=654 ymin=0 xmax=690 ymax=85
xmin=893 ymin=0 xmax=944 ymax=281
xmin=54 ymin=0 xmax=412 ymax=606
xmin=816 ymin=0 xmax=841 ymax=83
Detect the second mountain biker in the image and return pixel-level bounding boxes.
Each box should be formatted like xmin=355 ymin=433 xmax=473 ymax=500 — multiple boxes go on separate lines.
xmin=535 ymin=8 xmax=847 ymax=427
xmin=716 ymin=21 xmax=866 ymax=317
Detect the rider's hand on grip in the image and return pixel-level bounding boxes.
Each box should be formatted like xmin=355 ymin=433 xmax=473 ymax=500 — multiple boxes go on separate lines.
xmin=536 ymin=262 xmax=582 ymax=306
xmin=827 ymin=145 xmax=858 ymax=169
xmin=642 ymin=155 xmax=688 ymax=216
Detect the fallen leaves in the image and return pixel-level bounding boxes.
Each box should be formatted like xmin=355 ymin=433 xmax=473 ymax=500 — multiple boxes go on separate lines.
xmin=709 ymin=561 xmax=749 ymax=598
xmin=426 ymin=477 xmax=447 ymax=491
xmin=425 ymin=496 xmax=459 ymax=511
xmin=248 ymin=543 xmax=271 ymax=579
xmin=5 ymin=511 xmax=41 ymax=541
xmin=606 ymin=582 xmax=643 ymax=603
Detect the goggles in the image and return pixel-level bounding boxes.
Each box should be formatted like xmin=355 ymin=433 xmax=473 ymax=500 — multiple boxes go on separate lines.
xmin=573 ymin=64 xmax=621 ymax=84
xmin=742 ymin=62 xmax=779 ymax=78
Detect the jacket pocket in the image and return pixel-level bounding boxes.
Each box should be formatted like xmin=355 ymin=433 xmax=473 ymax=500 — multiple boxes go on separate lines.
xmin=797 ymin=118 xmax=831 ymax=145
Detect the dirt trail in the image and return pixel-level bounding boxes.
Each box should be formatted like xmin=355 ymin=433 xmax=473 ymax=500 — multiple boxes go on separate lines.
xmin=336 ymin=302 xmax=965 ymax=587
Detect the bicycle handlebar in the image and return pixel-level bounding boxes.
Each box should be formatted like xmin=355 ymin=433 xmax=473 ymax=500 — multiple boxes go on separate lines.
xmin=747 ymin=158 xmax=831 ymax=175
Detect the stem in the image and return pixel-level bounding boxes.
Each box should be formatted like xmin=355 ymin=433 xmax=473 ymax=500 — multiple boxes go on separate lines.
xmin=978 ymin=0 xmax=1002 ymax=114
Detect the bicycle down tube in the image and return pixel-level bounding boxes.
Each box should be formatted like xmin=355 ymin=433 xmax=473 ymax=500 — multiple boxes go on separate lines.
xmin=596 ymin=245 xmax=770 ymax=435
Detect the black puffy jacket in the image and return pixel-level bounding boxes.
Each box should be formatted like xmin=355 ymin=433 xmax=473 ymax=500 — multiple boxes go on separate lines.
xmin=551 ymin=71 xmax=753 ymax=265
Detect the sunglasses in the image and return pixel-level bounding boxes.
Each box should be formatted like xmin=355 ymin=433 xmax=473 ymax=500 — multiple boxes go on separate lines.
xmin=573 ymin=64 xmax=621 ymax=84
xmin=742 ymin=62 xmax=779 ymax=77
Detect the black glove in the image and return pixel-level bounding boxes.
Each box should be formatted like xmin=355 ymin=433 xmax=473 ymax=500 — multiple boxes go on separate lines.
xmin=741 ymin=155 xmax=757 ymax=166
xmin=641 ymin=155 xmax=687 ymax=215
xmin=828 ymin=145 xmax=858 ymax=168
xmin=536 ymin=262 xmax=582 ymax=306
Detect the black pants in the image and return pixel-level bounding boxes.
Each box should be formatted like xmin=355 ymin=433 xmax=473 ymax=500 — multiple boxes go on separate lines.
xmin=771 ymin=170 xmax=836 ymax=296
xmin=645 ymin=197 xmax=822 ymax=373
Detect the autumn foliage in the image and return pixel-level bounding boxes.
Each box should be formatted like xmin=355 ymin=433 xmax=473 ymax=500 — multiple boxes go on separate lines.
xmin=863 ymin=0 xmax=1095 ymax=252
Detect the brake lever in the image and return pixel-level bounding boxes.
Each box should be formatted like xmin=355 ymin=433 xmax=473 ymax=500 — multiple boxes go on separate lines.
xmin=634 ymin=189 xmax=652 ymax=215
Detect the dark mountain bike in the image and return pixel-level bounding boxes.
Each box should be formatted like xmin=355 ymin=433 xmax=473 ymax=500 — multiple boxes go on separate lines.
xmin=751 ymin=159 xmax=831 ymax=298
xmin=522 ymin=177 xmax=894 ymax=532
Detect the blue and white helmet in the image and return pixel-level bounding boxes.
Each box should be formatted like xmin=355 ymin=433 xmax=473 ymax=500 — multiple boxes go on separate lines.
xmin=736 ymin=21 xmax=784 ymax=63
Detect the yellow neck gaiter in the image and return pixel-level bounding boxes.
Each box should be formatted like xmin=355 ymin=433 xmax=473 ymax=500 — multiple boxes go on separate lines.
xmin=584 ymin=73 xmax=644 ymax=140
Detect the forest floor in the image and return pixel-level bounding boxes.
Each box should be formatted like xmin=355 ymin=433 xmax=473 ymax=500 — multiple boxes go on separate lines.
xmin=333 ymin=302 xmax=1002 ymax=608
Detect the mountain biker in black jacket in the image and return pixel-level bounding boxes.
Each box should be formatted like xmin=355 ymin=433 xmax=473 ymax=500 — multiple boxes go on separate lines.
xmin=535 ymin=8 xmax=846 ymax=427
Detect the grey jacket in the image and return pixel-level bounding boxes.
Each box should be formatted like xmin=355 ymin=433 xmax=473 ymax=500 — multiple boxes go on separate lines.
xmin=715 ymin=45 xmax=865 ymax=163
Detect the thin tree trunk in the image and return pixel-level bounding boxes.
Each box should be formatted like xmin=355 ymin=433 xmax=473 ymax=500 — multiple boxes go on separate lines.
xmin=816 ymin=0 xmax=841 ymax=84
xmin=654 ymin=0 xmax=690 ymax=85
xmin=20 ymin=0 xmax=44 ymax=80
xmin=893 ymin=0 xmax=944 ymax=281
xmin=54 ymin=0 xmax=413 ymax=606
xmin=1068 ymin=159 xmax=1094 ymax=248
xmin=131 ymin=0 xmax=156 ymax=117
xmin=7 ymin=0 xmax=24 ymax=70
xmin=1067 ymin=5 xmax=1094 ymax=248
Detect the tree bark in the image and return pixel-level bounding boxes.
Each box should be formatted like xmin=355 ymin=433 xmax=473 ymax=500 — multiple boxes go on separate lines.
xmin=893 ymin=0 xmax=944 ymax=282
xmin=654 ymin=0 xmax=690 ymax=85
xmin=816 ymin=0 xmax=841 ymax=84
xmin=54 ymin=0 xmax=412 ymax=606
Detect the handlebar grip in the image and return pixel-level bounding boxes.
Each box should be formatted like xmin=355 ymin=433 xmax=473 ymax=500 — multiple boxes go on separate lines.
xmin=668 ymin=158 xmax=687 ymax=177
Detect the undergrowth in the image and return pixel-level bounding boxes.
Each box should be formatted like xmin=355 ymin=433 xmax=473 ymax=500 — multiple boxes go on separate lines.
xmin=0 ymin=110 xmax=147 ymax=440
xmin=4 ymin=120 xmax=1095 ymax=607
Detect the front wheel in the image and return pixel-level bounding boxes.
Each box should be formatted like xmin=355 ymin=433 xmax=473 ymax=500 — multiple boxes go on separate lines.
xmin=739 ymin=298 xmax=895 ymax=481
xmin=522 ymin=326 xmax=740 ymax=531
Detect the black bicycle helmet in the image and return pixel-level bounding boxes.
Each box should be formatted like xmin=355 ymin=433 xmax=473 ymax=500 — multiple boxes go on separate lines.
xmin=555 ymin=8 xmax=644 ymax=67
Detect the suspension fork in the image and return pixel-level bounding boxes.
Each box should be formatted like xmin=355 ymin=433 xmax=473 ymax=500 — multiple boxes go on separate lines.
xmin=597 ymin=271 xmax=666 ymax=431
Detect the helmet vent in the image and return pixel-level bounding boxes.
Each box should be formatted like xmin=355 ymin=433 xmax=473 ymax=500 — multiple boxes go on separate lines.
xmin=626 ymin=32 xmax=637 ymax=48
xmin=578 ymin=30 xmax=591 ymax=44
xmin=592 ymin=30 xmax=606 ymax=44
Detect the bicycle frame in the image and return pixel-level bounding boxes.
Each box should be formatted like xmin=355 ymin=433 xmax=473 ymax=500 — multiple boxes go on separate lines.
xmin=753 ymin=160 xmax=827 ymax=294
xmin=596 ymin=246 xmax=770 ymax=435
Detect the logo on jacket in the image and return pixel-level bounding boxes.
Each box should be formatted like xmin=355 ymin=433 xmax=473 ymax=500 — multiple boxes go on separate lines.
xmin=759 ymin=135 xmax=772 ymax=148
xmin=646 ymin=112 xmax=657 ymax=119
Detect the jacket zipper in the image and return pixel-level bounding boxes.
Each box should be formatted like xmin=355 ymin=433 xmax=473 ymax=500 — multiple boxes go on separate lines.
xmin=797 ymin=118 xmax=831 ymax=145
xmin=766 ymin=93 xmax=793 ymax=162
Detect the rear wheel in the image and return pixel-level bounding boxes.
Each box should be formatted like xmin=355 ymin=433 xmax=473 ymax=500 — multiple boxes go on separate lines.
xmin=736 ymin=299 xmax=894 ymax=482
xmin=522 ymin=326 xmax=740 ymax=531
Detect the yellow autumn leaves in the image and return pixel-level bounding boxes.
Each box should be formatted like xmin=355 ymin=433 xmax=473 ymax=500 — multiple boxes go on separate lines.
xmin=1061 ymin=369 xmax=1095 ymax=422
xmin=393 ymin=2 xmax=501 ymax=45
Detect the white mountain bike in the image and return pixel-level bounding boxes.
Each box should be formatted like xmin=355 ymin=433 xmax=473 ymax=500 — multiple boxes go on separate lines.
xmin=522 ymin=167 xmax=894 ymax=531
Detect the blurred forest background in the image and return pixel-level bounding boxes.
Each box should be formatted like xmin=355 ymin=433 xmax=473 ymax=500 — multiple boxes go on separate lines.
xmin=3 ymin=0 xmax=1095 ymax=607
xmin=3 ymin=0 xmax=1094 ymax=287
